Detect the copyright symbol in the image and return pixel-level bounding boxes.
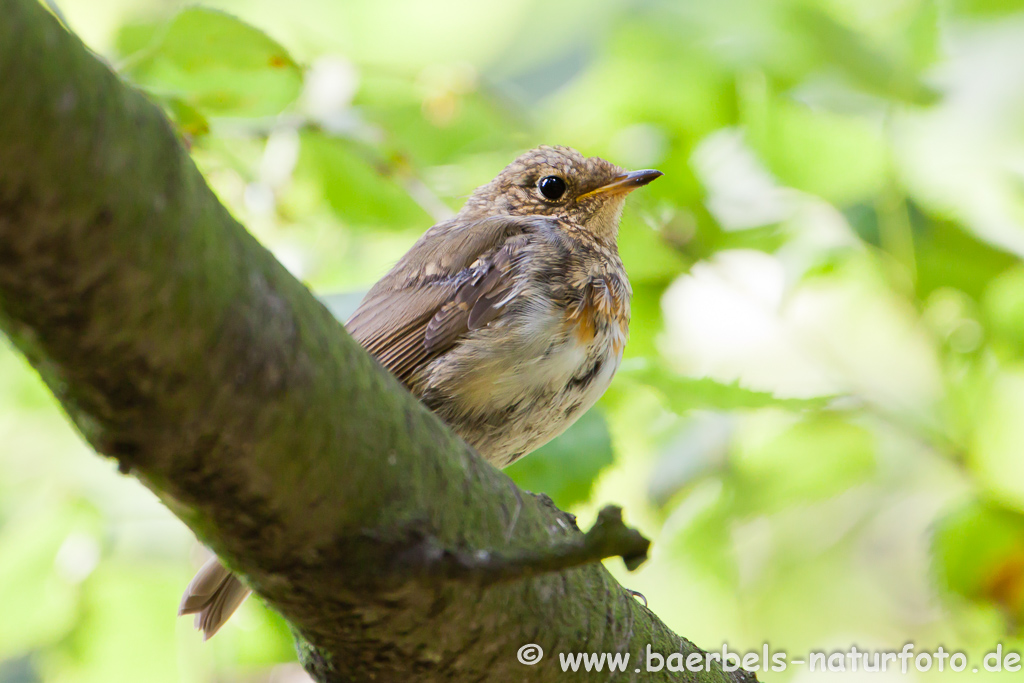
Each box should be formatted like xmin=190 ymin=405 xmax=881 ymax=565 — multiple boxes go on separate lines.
xmin=517 ymin=643 xmax=543 ymax=665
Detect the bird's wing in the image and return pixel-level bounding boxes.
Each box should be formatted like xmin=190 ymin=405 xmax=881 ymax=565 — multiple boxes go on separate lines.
xmin=345 ymin=215 xmax=550 ymax=385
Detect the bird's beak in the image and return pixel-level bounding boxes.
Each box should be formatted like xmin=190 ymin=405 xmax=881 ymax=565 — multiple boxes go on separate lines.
xmin=578 ymin=169 xmax=663 ymax=200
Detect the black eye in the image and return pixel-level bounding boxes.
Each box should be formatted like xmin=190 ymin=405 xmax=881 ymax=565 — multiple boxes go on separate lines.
xmin=538 ymin=175 xmax=567 ymax=200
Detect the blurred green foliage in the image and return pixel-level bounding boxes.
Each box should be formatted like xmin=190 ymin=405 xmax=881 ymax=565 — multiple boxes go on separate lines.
xmin=119 ymin=8 xmax=303 ymax=117
xmin=5 ymin=0 xmax=1024 ymax=680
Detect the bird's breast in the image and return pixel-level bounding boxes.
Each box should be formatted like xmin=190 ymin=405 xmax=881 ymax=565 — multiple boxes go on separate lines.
xmin=417 ymin=270 xmax=630 ymax=466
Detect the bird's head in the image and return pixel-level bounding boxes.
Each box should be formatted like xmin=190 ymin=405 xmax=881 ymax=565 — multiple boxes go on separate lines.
xmin=460 ymin=145 xmax=662 ymax=242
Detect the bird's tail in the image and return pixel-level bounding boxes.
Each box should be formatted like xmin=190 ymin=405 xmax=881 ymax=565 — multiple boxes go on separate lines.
xmin=178 ymin=555 xmax=251 ymax=640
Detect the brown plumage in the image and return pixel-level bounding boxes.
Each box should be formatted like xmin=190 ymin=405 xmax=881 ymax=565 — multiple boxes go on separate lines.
xmin=179 ymin=145 xmax=661 ymax=638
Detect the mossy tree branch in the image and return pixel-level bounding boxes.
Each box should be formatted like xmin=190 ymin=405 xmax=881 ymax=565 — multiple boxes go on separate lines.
xmin=0 ymin=1 xmax=756 ymax=681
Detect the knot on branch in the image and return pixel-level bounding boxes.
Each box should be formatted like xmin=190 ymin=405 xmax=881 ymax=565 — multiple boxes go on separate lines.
xmin=584 ymin=505 xmax=650 ymax=571
xmin=401 ymin=504 xmax=650 ymax=587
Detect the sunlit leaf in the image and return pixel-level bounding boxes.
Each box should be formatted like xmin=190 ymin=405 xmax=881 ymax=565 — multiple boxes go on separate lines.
xmin=984 ymin=265 xmax=1024 ymax=358
xmin=119 ymin=8 xmax=302 ymax=117
xmin=906 ymin=0 xmax=941 ymax=71
xmin=953 ymin=0 xmax=1024 ymax=16
xmin=0 ymin=342 xmax=60 ymax=412
xmin=296 ymin=132 xmax=431 ymax=230
xmin=915 ymin=216 xmax=1019 ymax=302
xmin=737 ymin=77 xmax=888 ymax=204
xmin=969 ymin=369 xmax=1024 ymax=512
xmin=164 ymin=97 xmax=210 ymax=140
xmin=623 ymin=365 xmax=835 ymax=413
xmin=789 ymin=6 xmax=939 ymax=105
xmin=114 ymin=18 xmax=161 ymax=59
xmin=663 ymin=478 xmax=738 ymax=584
xmin=933 ymin=499 xmax=1024 ymax=621
xmin=46 ymin=563 xmax=184 ymax=683
xmin=618 ymin=213 xmax=689 ymax=284
xmin=622 ymin=282 xmax=667 ymax=361
xmin=845 ymin=201 xmax=1018 ymax=302
xmin=357 ymin=73 xmax=519 ymax=165
xmin=231 ymin=603 xmax=297 ymax=666
xmin=745 ymin=89 xmax=888 ymax=205
xmin=0 ymin=502 xmax=81 ymax=659
xmin=704 ymin=224 xmax=790 ymax=255
xmin=732 ymin=414 xmax=876 ymax=512
xmin=648 ymin=413 xmax=734 ymax=506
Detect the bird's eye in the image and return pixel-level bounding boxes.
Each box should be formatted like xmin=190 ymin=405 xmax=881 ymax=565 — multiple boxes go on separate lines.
xmin=538 ymin=175 xmax=567 ymax=200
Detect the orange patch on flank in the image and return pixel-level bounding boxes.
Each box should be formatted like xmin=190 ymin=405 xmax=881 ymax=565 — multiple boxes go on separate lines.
xmin=268 ymin=55 xmax=289 ymax=68
xmin=567 ymin=299 xmax=598 ymax=344
xmin=567 ymin=280 xmax=629 ymax=348
xmin=611 ymin=335 xmax=625 ymax=356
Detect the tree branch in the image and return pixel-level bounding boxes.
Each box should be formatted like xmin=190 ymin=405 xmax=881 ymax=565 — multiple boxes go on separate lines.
xmin=0 ymin=1 xmax=756 ymax=681
xmin=406 ymin=505 xmax=652 ymax=588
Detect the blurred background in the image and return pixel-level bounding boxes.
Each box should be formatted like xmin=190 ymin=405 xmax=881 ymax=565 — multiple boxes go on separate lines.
xmin=5 ymin=0 xmax=1024 ymax=679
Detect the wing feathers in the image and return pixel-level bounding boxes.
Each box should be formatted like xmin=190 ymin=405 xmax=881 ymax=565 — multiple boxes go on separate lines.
xmin=466 ymin=248 xmax=517 ymax=331
xmin=345 ymin=215 xmax=551 ymax=386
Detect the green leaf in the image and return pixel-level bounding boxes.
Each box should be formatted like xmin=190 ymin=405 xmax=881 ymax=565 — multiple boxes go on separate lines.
xmin=297 ymin=132 xmax=431 ymax=230
xmin=0 ymin=341 xmax=61 ymax=412
xmin=732 ymin=414 xmax=876 ymax=512
xmin=648 ymin=414 xmax=734 ymax=506
xmin=933 ymin=499 xmax=1024 ymax=620
xmin=120 ymin=8 xmax=302 ymax=118
xmin=617 ymin=212 xmax=689 ymax=283
xmin=983 ymin=265 xmax=1024 ymax=358
xmin=0 ymin=502 xmax=81 ymax=658
xmin=231 ymin=602 xmax=298 ymax=666
xmin=48 ymin=563 xmax=185 ymax=683
xmin=356 ymin=73 xmax=516 ymax=165
xmin=623 ymin=364 xmax=835 ymax=413
xmin=969 ymin=369 xmax=1024 ymax=512
xmin=505 ymin=409 xmax=615 ymax=509
xmin=622 ymin=282 xmax=667 ymax=361
xmin=906 ymin=0 xmax=941 ymax=71
xmin=744 ymin=90 xmax=888 ymax=205
xmin=663 ymin=478 xmax=739 ymax=585
xmin=114 ymin=19 xmax=161 ymax=59
xmin=789 ymin=6 xmax=940 ymax=105
xmin=164 ymin=97 xmax=210 ymax=139
xmin=914 ymin=213 xmax=1019 ymax=303
xmin=952 ymin=0 xmax=1024 ymax=16
xmin=845 ymin=201 xmax=1018 ymax=303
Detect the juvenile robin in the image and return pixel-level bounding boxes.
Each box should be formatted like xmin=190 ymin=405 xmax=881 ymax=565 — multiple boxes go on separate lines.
xmin=179 ymin=145 xmax=662 ymax=637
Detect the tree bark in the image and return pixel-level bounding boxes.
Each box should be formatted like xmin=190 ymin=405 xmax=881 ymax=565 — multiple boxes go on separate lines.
xmin=0 ymin=1 xmax=756 ymax=681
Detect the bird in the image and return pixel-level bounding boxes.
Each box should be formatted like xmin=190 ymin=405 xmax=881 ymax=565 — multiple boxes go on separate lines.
xmin=178 ymin=144 xmax=662 ymax=638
